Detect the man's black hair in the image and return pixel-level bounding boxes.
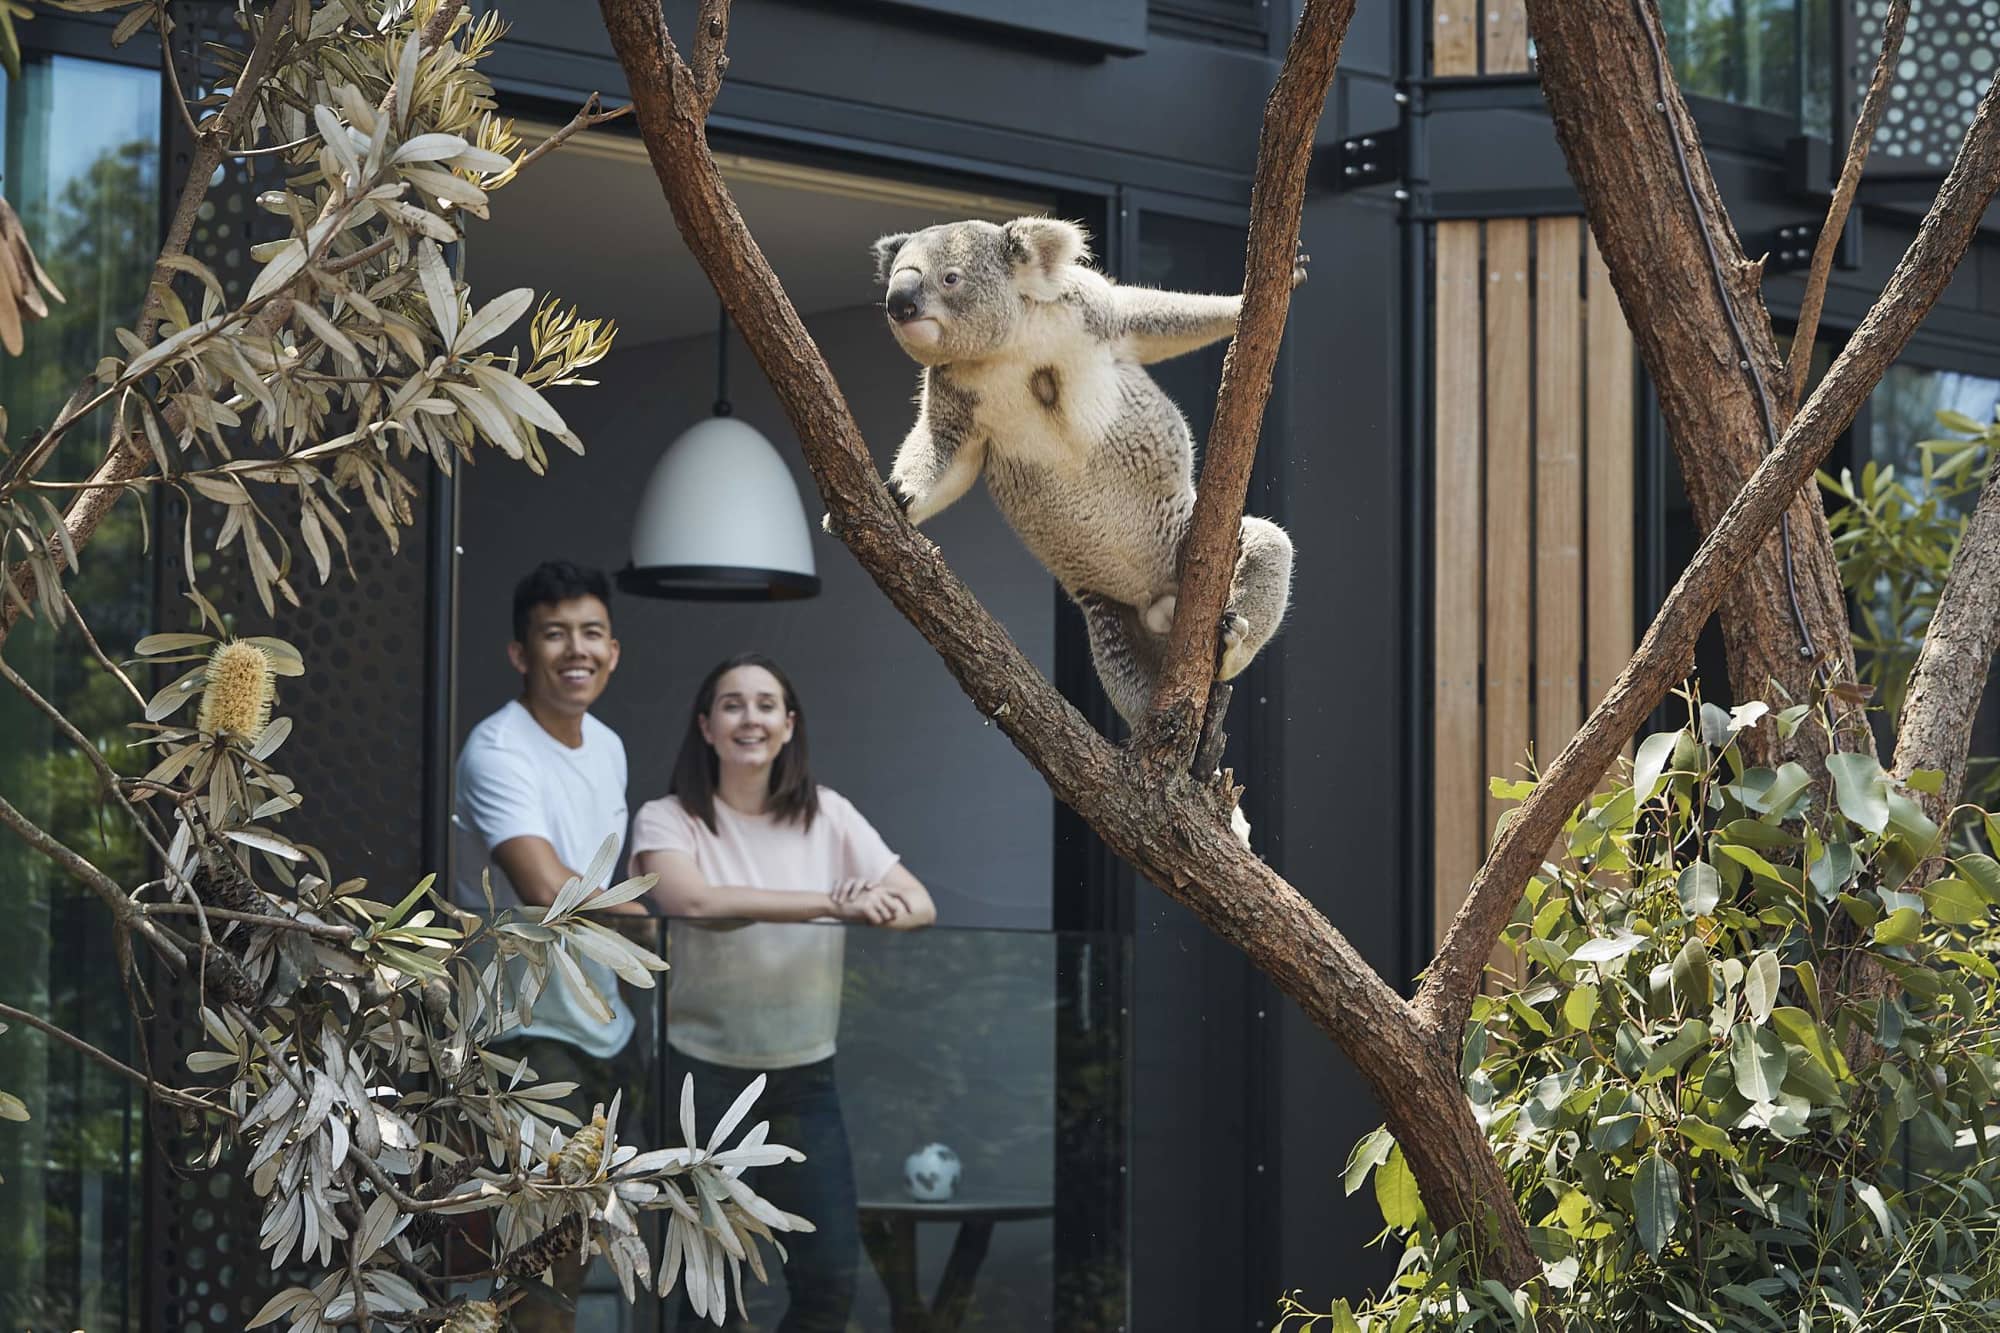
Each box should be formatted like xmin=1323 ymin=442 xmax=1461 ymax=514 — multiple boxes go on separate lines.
xmin=511 ymin=561 xmax=612 ymax=642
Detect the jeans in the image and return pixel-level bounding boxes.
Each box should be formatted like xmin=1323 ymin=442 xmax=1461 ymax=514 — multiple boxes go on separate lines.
xmin=670 ymin=1050 xmax=859 ymax=1333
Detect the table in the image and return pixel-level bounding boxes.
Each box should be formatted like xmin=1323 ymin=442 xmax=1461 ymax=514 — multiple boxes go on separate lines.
xmin=856 ymin=1198 xmax=1055 ymax=1333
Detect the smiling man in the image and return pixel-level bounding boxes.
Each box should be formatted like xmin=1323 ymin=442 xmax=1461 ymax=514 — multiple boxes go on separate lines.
xmin=451 ymin=560 xmax=647 ymax=1330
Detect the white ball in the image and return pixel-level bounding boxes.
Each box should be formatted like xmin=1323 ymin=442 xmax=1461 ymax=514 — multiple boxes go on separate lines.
xmin=903 ymin=1142 xmax=961 ymax=1202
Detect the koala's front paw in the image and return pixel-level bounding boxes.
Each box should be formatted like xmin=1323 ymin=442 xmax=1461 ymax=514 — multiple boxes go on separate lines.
xmin=1230 ymin=800 xmax=1252 ymax=848
xmin=1292 ymin=244 xmax=1311 ymax=291
xmin=821 ymin=510 xmax=836 ymax=535
xmin=886 ymin=477 xmax=917 ymax=516
xmin=1217 ymin=612 xmax=1254 ymax=681
xmin=1142 ymin=593 xmax=1177 ymax=636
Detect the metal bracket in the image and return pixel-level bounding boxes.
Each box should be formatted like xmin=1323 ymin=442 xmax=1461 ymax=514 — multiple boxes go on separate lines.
xmin=1327 ymin=125 xmax=1403 ymax=193
xmin=1761 ymin=214 xmax=1862 ymax=276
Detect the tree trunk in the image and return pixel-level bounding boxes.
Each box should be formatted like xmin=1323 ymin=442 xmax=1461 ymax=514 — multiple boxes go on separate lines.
xmin=1892 ymin=462 xmax=2000 ymax=816
xmin=1523 ymin=0 xmax=1866 ymax=768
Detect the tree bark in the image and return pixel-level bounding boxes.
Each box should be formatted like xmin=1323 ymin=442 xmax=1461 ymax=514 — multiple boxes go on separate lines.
xmin=1892 ymin=462 xmax=2000 ymax=817
xmin=1524 ymin=0 xmax=1866 ymax=767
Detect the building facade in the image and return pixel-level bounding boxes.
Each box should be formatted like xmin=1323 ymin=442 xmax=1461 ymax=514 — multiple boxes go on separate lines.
xmin=4 ymin=0 xmax=2000 ymax=1329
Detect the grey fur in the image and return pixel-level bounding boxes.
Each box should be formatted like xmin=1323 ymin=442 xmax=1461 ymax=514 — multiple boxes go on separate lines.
xmin=870 ymin=217 xmax=1303 ymax=727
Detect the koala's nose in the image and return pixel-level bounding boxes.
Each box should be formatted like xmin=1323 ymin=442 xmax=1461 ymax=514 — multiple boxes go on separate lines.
xmin=885 ymin=275 xmax=923 ymax=323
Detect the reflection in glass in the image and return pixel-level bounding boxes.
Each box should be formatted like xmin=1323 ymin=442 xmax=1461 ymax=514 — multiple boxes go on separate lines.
xmin=1662 ymin=0 xmax=1831 ymax=131
xmin=0 ymin=54 xmax=160 ymax=1332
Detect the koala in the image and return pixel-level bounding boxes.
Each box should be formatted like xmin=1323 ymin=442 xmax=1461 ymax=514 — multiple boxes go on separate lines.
xmin=869 ymin=216 xmax=1296 ymax=728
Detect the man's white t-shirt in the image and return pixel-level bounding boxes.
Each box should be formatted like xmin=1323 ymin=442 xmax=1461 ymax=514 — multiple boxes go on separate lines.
xmin=628 ymin=788 xmax=898 ymax=1070
xmin=453 ymin=699 xmax=635 ymax=1059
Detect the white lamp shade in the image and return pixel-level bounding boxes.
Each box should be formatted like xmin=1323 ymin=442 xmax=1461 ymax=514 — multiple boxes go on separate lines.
xmin=618 ymin=415 xmax=821 ymax=601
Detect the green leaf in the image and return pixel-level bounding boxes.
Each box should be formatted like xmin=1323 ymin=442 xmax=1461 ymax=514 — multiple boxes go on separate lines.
xmin=1563 ymin=984 xmax=1600 ymax=1032
xmin=1923 ymin=876 xmax=1986 ymax=926
xmin=1730 ymin=1024 xmax=1788 ymax=1102
xmin=1873 ymin=906 xmax=1923 ymax=948
xmin=1632 ymin=1152 xmax=1680 ymax=1258
xmin=1809 ymin=841 xmax=1859 ymax=898
xmin=1793 ymin=960 xmax=1822 ymax=1016
xmin=1489 ymin=776 xmax=1536 ymax=802
xmin=1632 ymin=730 xmax=1681 ymax=805
xmin=1374 ymin=1143 xmax=1421 ymax=1230
xmin=1343 ymin=1125 xmax=1394 ymax=1197
xmin=1642 ymin=1019 xmax=1711 ymax=1082
xmin=1905 ymin=767 xmax=1945 ymax=795
xmin=1776 ymin=703 xmax=1813 ymax=738
xmin=0 ymin=1089 xmax=28 ymax=1122
xmin=1716 ymin=842 xmax=1789 ymax=885
xmin=1958 ymin=853 xmax=2000 ymax=903
xmin=1571 ymin=931 xmax=1646 ymax=965
xmin=1671 ymin=938 xmax=1713 ymax=1011
xmin=1781 ymin=1044 xmax=1842 ymax=1105
xmin=1759 ymin=762 xmax=1814 ymax=820
xmin=1721 ymin=818 xmax=1799 ymax=851
xmin=1677 ymin=1114 xmax=1734 ymax=1157
xmin=1744 ymin=951 xmax=1780 ymax=1024
xmin=1852 ymin=1180 xmax=1896 ymax=1242
xmin=1827 ymin=752 xmax=1891 ymax=833
xmin=1678 ymin=861 xmax=1722 ymax=915
xmin=1886 ymin=790 xmax=1941 ymax=853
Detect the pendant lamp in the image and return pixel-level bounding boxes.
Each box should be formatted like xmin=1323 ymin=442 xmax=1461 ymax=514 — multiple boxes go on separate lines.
xmin=616 ymin=306 xmax=821 ymax=601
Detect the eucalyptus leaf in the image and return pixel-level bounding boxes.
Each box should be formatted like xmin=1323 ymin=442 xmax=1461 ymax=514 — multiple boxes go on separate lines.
xmin=1730 ymin=1025 xmax=1787 ymax=1102
xmin=1827 ymin=752 xmax=1891 ymax=834
xmin=1633 ymin=1152 xmax=1680 ymax=1258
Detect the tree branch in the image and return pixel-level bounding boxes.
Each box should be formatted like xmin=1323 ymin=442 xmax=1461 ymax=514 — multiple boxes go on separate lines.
xmin=596 ymin=0 xmax=1542 ymax=1285
xmin=690 ymin=0 xmax=733 ymax=113
xmin=0 ymin=0 xmax=299 ymax=645
xmin=1786 ymin=0 xmax=1909 ymax=407
xmin=0 ymin=1000 xmax=228 ymax=1118
xmin=0 ymin=790 xmax=185 ymax=969
xmin=1138 ymin=0 xmax=1351 ymax=767
xmin=1419 ymin=61 xmax=2000 ymax=1043
xmin=1891 ymin=459 xmax=2000 ymax=816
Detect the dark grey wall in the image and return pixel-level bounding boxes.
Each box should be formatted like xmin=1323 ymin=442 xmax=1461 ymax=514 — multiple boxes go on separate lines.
xmin=453 ymin=304 xmax=1058 ymax=931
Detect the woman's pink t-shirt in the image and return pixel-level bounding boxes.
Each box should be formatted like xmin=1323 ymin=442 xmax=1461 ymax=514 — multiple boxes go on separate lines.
xmin=628 ymin=787 xmax=898 ymax=1069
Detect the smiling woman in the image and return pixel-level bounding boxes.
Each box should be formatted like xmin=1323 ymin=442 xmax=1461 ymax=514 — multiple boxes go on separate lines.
xmin=0 ymin=51 xmax=159 ymax=1333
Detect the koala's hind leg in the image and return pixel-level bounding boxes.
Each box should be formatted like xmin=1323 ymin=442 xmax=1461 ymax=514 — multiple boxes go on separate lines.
xmin=1075 ymin=592 xmax=1164 ymax=727
xmin=1218 ymin=516 xmax=1293 ymax=681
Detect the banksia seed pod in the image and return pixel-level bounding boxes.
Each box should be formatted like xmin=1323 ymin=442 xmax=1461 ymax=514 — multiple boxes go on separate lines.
xmin=439 ymin=1299 xmax=503 ymax=1333
xmin=498 ymin=1213 xmax=582 ymax=1280
xmin=197 ymin=640 xmax=277 ymax=744
xmin=408 ymin=1157 xmax=478 ymax=1246
xmin=550 ymin=1110 xmax=606 ymax=1185
xmin=199 ymin=943 xmax=260 ymax=1006
xmin=191 ymin=850 xmax=262 ymax=917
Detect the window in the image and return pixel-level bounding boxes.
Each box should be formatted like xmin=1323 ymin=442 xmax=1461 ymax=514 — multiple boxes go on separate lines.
xmin=1664 ymin=0 xmax=1832 ymax=130
xmin=0 ymin=53 xmax=160 ymax=1333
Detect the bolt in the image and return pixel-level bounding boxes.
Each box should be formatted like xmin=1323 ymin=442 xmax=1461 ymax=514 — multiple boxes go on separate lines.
xmin=1394 ymin=187 xmax=1411 ymax=200
xmin=1362 ymin=137 xmax=1376 ymax=148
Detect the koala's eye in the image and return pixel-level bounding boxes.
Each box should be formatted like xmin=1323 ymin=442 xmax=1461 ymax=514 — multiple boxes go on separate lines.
xmin=942 ymin=270 xmax=962 ymax=287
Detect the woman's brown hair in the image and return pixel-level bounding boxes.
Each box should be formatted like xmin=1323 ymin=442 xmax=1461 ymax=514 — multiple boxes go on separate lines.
xmin=668 ymin=652 xmax=820 ymax=834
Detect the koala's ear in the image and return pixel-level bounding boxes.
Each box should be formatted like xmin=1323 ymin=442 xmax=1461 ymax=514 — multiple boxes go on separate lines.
xmin=1004 ymin=217 xmax=1088 ymax=300
xmin=871 ymin=232 xmax=913 ymax=284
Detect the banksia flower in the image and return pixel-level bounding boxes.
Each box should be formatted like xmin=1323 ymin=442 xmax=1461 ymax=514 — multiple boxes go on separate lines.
xmin=0 ymin=190 xmax=62 ymax=357
xmin=197 ymin=640 xmax=277 ymax=744
xmin=498 ymin=1213 xmax=582 ymax=1280
xmin=549 ymin=1108 xmax=607 ymax=1184
xmin=439 ymin=1299 xmax=503 ymax=1333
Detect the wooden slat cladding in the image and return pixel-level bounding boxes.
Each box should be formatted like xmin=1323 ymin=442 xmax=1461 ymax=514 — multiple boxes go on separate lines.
xmin=1431 ymin=217 xmax=1638 ymax=956
xmin=1433 ymin=222 xmax=1484 ymax=940
xmin=1431 ymin=0 xmax=1529 ymax=77
xmin=1433 ymin=0 xmax=1480 ymax=76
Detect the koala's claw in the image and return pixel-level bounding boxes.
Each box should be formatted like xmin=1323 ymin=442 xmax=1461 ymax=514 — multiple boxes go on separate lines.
xmin=1217 ymin=611 xmax=1254 ymax=681
xmin=887 ymin=479 xmax=916 ymax=514
xmin=1292 ymin=244 xmax=1310 ymax=291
